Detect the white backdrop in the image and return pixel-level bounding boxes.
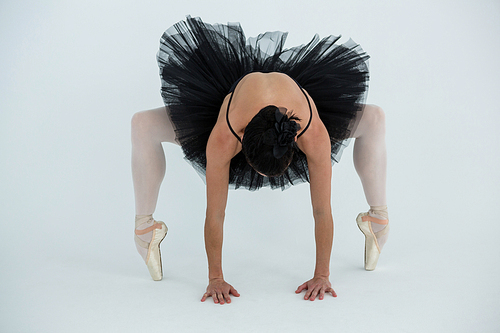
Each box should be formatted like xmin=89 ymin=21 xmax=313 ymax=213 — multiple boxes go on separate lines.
xmin=1 ymin=0 xmax=499 ymax=332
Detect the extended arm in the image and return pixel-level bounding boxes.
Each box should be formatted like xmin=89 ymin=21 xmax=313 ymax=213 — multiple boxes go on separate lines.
xmin=204 ymin=149 xmax=229 ymax=281
xmin=295 ymin=120 xmax=337 ymax=300
xmin=309 ymin=137 xmax=334 ymax=279
xmin=200 ymin=124 xmax=241 ymax=304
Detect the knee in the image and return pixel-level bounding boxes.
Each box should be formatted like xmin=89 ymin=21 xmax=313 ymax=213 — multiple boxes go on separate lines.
xmin=365 ymin=105 xmax=386 ymax=127
xmin=131 ymin=111 xmax=151 ymax=139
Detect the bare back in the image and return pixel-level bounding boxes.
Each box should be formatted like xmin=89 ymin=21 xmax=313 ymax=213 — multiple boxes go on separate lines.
xmin=224 ymin=72 xmax=313 ymax=138
xmin=208 ymin=72 xmax=329 ymax=160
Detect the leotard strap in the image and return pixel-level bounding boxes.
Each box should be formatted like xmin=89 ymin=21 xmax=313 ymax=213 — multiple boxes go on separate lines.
xmin=226 ymin=90 xmax=242 ymax=142
xmin=296 ymin=86 xmax=312 ymax=138
xmin=226 ymin=73 xmax=313 ymax=143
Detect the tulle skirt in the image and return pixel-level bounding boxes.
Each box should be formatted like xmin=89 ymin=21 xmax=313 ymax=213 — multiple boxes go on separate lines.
xmin=157 ymin=16 xmax=369 ymax=191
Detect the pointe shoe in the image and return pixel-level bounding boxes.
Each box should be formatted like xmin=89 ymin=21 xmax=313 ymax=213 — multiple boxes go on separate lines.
xmin=356 ymin=212 xmax=389 ymax=271
xmin=135 ymin=221 xmax=168 ymax=281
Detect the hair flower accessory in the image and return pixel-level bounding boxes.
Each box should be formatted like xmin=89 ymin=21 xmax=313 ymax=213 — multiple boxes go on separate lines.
xmin=270 ymin=108 xmax=298 ymax=158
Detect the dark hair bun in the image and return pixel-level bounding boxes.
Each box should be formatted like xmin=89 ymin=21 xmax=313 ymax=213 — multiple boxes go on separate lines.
xmin=271 ymin=107 xmax=298 ymax=158
xmin=241 ymin=105 xmax=301 ymax=177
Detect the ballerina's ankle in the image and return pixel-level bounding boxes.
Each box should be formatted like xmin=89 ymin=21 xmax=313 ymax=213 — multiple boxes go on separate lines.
xmin=134 ymin=215 xmax=161 ymax=262
xmin=367 ymin=205 xmax=389 ymax=250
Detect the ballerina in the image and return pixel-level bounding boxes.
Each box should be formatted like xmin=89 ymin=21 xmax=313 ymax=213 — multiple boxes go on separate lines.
xmin=131 ymin=16 xmax=389 ymax=304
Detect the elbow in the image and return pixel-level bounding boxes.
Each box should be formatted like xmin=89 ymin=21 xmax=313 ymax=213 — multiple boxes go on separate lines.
xmin=312 ymin=207 xmax=332 ymax=220
xmin=205 ymin=209 xmax=225 ymax=224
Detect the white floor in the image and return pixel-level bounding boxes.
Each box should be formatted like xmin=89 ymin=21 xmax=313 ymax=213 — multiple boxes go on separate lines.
xmin=1 ymin=1 xmax=499 ymax=332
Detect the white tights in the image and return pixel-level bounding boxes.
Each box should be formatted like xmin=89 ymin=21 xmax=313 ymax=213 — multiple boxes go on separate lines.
xmin=131 ymin=104 xmax=389 ymax=252
xmin=131 ymin=107 xmax=178 ymax=216
xmin=350 ymin=105 xmax=389 ymax=249
xmin=350 ymin=105 xmax=387 ymax=207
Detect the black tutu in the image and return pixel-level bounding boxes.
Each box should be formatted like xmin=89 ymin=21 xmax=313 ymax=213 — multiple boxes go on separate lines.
xmin=157 ymin=16 xmax=369 ymax=191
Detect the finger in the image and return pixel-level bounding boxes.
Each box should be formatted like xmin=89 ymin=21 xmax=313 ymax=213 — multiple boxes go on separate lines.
xmin=309 ymin=287 xmax=319 ymax=301
xmin=311 ymin=284 xmax=325 ymax=301
xmin=201 ymin=293 xmax=208 ymax=302
xmin=319 ymin=287 xmax=326 ymax=300
xmin=217 ymin=292 xmax=225 ymax=305
xmin=224 ymin=292 xmax=232 ymax=304
xmin=230 ymin=286 xmax=240 ymax=297
xmin=304 ymin=289 xmax=312 ymax=300
xmin=296 ymin=282 xmax=308 ymax=294
xmin=325 ymin=287 xmax=337 ymax=298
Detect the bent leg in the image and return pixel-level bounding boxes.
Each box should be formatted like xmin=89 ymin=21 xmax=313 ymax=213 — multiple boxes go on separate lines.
xmin=350 ymin=105 xmax=389 ymax=254
xmin=350 ymin=104 xmax=387 ymax=208
xmin=131 ymin=106 xmax=177 ymax=267
xmin=131 ymin=106 xmax=178 ymax=216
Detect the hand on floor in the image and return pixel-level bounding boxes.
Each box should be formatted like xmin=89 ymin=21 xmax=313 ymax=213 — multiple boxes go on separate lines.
xmin=201 ymin=278 xmax=240 ymax=305
xmin=295 ymin=276 xmax=337 ymax=300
